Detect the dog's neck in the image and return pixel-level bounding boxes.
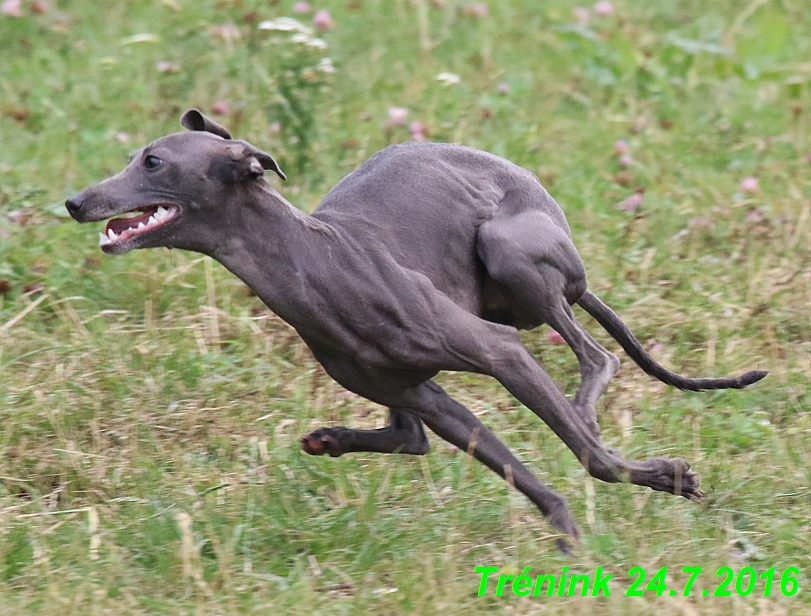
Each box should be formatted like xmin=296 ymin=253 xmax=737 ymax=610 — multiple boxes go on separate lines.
xmin=208 ymin=185 xmax=337 ymax=328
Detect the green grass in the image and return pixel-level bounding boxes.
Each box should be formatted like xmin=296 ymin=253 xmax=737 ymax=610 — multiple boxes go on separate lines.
xmin=1 ymin=0 xmax=810 ymax=613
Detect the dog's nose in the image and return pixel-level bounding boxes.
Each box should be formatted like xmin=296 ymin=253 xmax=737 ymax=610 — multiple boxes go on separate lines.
xmin=65 ymin=195 xmax=84 ymax=217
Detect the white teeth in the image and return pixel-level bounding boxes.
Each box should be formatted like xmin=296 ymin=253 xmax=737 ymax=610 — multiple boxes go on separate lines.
xmin=97 ymin=206 xmax=175 ymax=248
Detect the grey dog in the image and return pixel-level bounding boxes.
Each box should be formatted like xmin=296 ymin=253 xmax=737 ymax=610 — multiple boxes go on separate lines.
xmin=66 ymin=110 xmax=766 ymax=550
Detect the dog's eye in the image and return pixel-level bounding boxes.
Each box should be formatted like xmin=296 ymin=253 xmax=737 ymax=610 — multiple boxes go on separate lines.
xmin=144 ymin=155 xmax=163 ymax=169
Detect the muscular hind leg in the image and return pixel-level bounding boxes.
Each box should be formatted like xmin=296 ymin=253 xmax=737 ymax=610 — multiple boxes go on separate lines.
xmin=454 ymin=321 xmax=701 ymax=502
xmin=498 ymin=339 xmax=700 ymax=501
xmin=478 ymin=211 xmax=619 ymax=435
xmin=536 ymin=298 xmax=619 ymax=437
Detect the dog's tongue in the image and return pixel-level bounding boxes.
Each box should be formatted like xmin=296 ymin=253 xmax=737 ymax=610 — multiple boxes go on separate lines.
xmin=105 ymin=206 xmax=158 ymax=235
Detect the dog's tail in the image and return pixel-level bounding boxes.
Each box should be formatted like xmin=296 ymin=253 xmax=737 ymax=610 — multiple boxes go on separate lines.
xmin=577 ymin=290 xmax=767 ymax=391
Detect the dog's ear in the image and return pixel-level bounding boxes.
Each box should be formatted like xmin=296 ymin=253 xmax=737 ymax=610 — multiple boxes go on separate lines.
xmin=180 ymin=109 xmax=232 ymax=140
xmin=248 ymin=147 xmax=287 ymax=181
xmin=223 ymin=142 xmax=287 ymax=182
xmin=232 ymin=141 xmax=286 ymax=181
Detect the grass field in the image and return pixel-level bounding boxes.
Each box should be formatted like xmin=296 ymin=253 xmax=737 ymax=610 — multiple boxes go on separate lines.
xmin=1 ymin=0 xmax=810 ymax=613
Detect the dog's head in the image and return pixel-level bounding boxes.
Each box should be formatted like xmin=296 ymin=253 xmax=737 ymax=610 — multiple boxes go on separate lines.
xmin=66 ymin=110 xmax=285 ymax=255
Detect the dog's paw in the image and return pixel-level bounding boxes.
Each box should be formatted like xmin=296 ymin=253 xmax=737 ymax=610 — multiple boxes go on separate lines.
xmin=301 ymin=428 xmax=348 ymax=457
xmin=674 ymin=460 xmax=702 ymax=502
xmin=637 ymin=457 xmax=702 ymax=502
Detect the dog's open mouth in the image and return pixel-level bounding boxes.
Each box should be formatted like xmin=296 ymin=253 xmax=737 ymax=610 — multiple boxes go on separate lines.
xmin=98 ymin=204 xmax=179 ymax=247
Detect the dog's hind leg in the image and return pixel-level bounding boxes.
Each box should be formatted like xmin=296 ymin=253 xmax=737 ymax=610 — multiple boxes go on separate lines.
xmin=478 ymin=211 xmax=619 ymax=436
xmin=538 ymin=299 xmax=620 ymax=434
xmin=471 ymin=325 xmax=700 ymax=502
xmin=386 ymin=301 xmax=701 ymax=503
